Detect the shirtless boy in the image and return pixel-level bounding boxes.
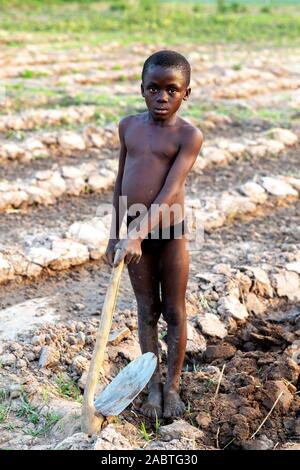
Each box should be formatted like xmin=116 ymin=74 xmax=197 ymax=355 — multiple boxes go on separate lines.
xmin=105 ymin=50 xmax=203 ymax=418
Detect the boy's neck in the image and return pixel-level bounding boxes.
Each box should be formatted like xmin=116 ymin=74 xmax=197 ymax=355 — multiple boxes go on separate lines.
xmin=146 ymin=111 xmax=178 ymax=127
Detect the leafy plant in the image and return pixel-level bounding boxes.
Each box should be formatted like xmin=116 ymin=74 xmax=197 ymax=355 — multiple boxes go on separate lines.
xmin=26 ymin=412 xmax=60 ymax=437
xmin=0 ymin=404 xmax=10 ymax=423
xmin=155 ymin=412 xmax=160 ymax=436
xmin=187 ymin=400 xmax=193 ymax=414
xmin=42 ymin=384 xmax=49 ymax=403
xmin=0 ymin=388 xmax=8 ymax=403
xmin=20 ymin=69 xmax=48 ymax=79
xmin=17 ymin=394 xmax=40 ymax=425
xmin=55 ymin=373 xmax=83 ymax=403
xmin=199 ymin=294 xmax=213 ymax=313
xmin=140 ymin=421 xmax=151 ymax=441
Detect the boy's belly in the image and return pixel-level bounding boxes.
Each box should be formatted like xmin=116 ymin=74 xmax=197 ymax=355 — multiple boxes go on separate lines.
xmin=122 ymin=154 xmax=172 ymax=208
xmin=121 ymin=155 xmax=170 ymax=206
xmin=121 ymin=155 xmax=185 ymax=225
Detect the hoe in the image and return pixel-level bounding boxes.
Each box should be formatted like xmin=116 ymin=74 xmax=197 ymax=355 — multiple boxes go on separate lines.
xmin=81 ymin=249 xmax=157 ymax=435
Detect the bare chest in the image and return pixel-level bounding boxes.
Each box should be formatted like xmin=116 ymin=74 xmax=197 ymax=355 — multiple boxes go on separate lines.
xmin=125 ymin=124 xmax=180 ymax=161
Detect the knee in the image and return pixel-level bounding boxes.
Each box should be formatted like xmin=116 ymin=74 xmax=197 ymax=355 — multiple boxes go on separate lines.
xmin=137 ymin=300 xmax=161 ymax=327
xmin=162 ymin=304 xmax=186 ymax=327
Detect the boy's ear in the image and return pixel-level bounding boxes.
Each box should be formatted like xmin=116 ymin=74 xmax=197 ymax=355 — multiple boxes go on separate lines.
xmin=183 ymin=87 xmax=191 ymax=101
xmin=141 ymin=83 xmax=145 ymax=97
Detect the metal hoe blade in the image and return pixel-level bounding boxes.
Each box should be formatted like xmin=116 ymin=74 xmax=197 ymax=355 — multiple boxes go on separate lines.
xmin=94 ymin=352 xmax=157 ymax=416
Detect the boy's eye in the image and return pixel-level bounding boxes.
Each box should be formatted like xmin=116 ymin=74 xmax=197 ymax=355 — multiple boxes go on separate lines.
xmin=168 ymin=88 xmax=177 ymax=94
xmin=149 ymin=87 xmax=158 ymax=93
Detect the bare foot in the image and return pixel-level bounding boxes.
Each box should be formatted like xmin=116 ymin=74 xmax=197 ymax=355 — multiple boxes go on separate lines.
xmin=140 ymin=383 xmax=163 ymax=419
xmin=163 ymin=387 xmax=185 ymax=418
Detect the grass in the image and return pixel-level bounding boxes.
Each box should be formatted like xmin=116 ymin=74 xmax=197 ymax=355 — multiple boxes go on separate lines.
xmin=20 ymin=69 xmax=49 ymax=79
xmin=0 ymin=403 xmax=10 ymax=422
xmin=26 ymin=412 xmax=61 ymax=437
xmin=183 ymin=100 xmax=296 ymax=125
xmin=155 ymin=412 xmax=160 ymax=436
xmin=187 ymin=400 xmax=193 ymax=413
xmin=84 ymin=185 xmax=93 ymax=194
xmin=204 ymin=377 xmax=217 ymax=392
xmin=198 ymin=294 xmax=216 ymax=313
xmin=2 ymin=86 xmax=148 ymax=126
xmin=55 ymin=373 xmax=83 ymax=403
xmin=188 ymin=99 xmax=300 ymax=126
xmin=0 ymin=388 xmax=8 ymax=403
xmin=2 ymin=74 xmax=298 ymax=128
xmin=222 ymin=436 xmax=236 ymax=450
xmin=3 ymin=81 xmax=295 ymax=131
xmin=42 ymin=384 xmax=50 ymax=403
xmin=17 ymin=394 xmax=41 ymax=425
xmin=140 ymin=421 xmax=152 ymax=442
xmin=193 ymin=362 xmax=202 ymax=372
xmin=0 ymin=2 xmax=299 ymax=46
xmin=4 ymin=422 xmax=17 ymax=431
xmin=15 ymin=392 xmax=61 ymax=436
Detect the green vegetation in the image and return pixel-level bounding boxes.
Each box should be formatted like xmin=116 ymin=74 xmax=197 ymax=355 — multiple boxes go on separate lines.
xmin=26 ymin=412 xmax=61 ymax=437
xmin=55 ymin=373 xmax=83 ymax=402
xmin=17 ymin=394 xmax=40 ymax=425
xmin=140 ymin=421 xmax=152 ymax=441
xmin=155 ymin=412 xmax=160 ymax=436
xmin=0 ymin=404 xmax=10 ymax=422
xmin=0 ymin=388 xmax=8 ymax=403
xmin=0 ymin=1 xmax=299 ymax=45
xmin=198 ymin=293 xmax=215 ymax=313
xmin=187 ymin=400 xmax=192 ymax=413
xmin=204 ymin=377 xmax=217 ymax=392
xmin=20 ymin=69 xmax=49 ymax=79
xmin=3 ymin=80 xmax=298 ymax=130
xmin=4 ymin=422 xmax=17 ymax=431
xmin=16 ymin=393 xmax=60 ymax=436
xmin=223 ymin=436 xmax=236 ymax=449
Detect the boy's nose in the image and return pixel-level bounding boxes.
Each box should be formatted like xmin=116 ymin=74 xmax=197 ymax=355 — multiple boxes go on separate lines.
xmin=157 ymin=90 xmax=168 ymax=102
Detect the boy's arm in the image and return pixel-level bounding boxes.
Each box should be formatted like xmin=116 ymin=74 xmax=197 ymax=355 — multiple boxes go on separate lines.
xmin=107 ymin=118 xmax=128 ymax=244
xmin=130 ymin=127 xmax=203 ymax=241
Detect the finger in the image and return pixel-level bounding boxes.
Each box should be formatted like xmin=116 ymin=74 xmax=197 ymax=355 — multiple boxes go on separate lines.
xmin=125 ymin=253 xmax=134 ymax=265
xmin=135 ymin=254 xmax=142 ymax=264
xmin=130 ymin=254 xmax=137 ymax=264
xmin=131 ymin=253 xmax=139 ymax=264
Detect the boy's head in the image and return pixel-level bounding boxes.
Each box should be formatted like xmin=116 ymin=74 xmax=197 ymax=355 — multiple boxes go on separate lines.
xmin=142 ymin=50 xmax=191 ymax=86
xmin=141 ymin=50 xmax=191 ymax=120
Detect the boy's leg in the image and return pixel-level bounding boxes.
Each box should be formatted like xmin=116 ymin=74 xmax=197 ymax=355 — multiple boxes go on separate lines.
xmin=127 ymin=248 xmax=162 ymax=418
xmin=160 ymin=236 xmax=189 ymax=418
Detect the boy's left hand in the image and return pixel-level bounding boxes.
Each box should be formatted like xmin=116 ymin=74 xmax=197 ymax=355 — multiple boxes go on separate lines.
xmin=114 ymin=237 xmax=142 ymax=266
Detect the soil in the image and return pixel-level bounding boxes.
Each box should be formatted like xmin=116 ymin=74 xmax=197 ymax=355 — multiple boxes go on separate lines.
xmin=0 ymin=41 xmax=299 ymax=450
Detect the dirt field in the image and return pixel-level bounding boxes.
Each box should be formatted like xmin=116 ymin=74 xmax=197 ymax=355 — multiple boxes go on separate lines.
xmin=0 ymin=21 xmax=300 ymax=451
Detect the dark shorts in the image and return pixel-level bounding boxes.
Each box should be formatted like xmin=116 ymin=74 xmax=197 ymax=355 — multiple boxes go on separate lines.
xmin=126 ymin=215 xmax=187 ymax=252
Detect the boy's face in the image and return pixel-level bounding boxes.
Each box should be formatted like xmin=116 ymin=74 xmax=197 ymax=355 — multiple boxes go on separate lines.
xmin=141 ymin=66 xmax=191 ymax=121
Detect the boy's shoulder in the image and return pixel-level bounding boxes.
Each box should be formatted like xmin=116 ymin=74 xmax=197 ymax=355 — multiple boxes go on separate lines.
xmin=177 ymin=116 xmax=203 ymax=146
xmin=119 ymin=113 xmax=146 ymax=131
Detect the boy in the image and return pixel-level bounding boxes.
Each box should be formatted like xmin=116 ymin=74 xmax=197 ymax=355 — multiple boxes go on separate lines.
xmin=105 ymin=50 xmax=203 ymax=418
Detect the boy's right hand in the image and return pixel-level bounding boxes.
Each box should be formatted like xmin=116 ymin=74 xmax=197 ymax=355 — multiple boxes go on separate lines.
xmin=104 ymin=239 xmax=119 ymax=267
xmin=113 ymin=237 xmax=142 ymax=267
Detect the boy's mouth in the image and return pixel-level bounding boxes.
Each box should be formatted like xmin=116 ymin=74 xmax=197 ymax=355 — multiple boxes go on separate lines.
xmin=154 ymin=108 xmax=169 ymax=114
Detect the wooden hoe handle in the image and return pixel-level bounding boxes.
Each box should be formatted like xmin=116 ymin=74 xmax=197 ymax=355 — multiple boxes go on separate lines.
xmin=81 ymin=249 xmax=125 ymax=435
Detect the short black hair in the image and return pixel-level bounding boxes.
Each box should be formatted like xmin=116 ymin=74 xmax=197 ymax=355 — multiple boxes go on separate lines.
xmin=142 ymin=50 xmax=191 ymax=86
